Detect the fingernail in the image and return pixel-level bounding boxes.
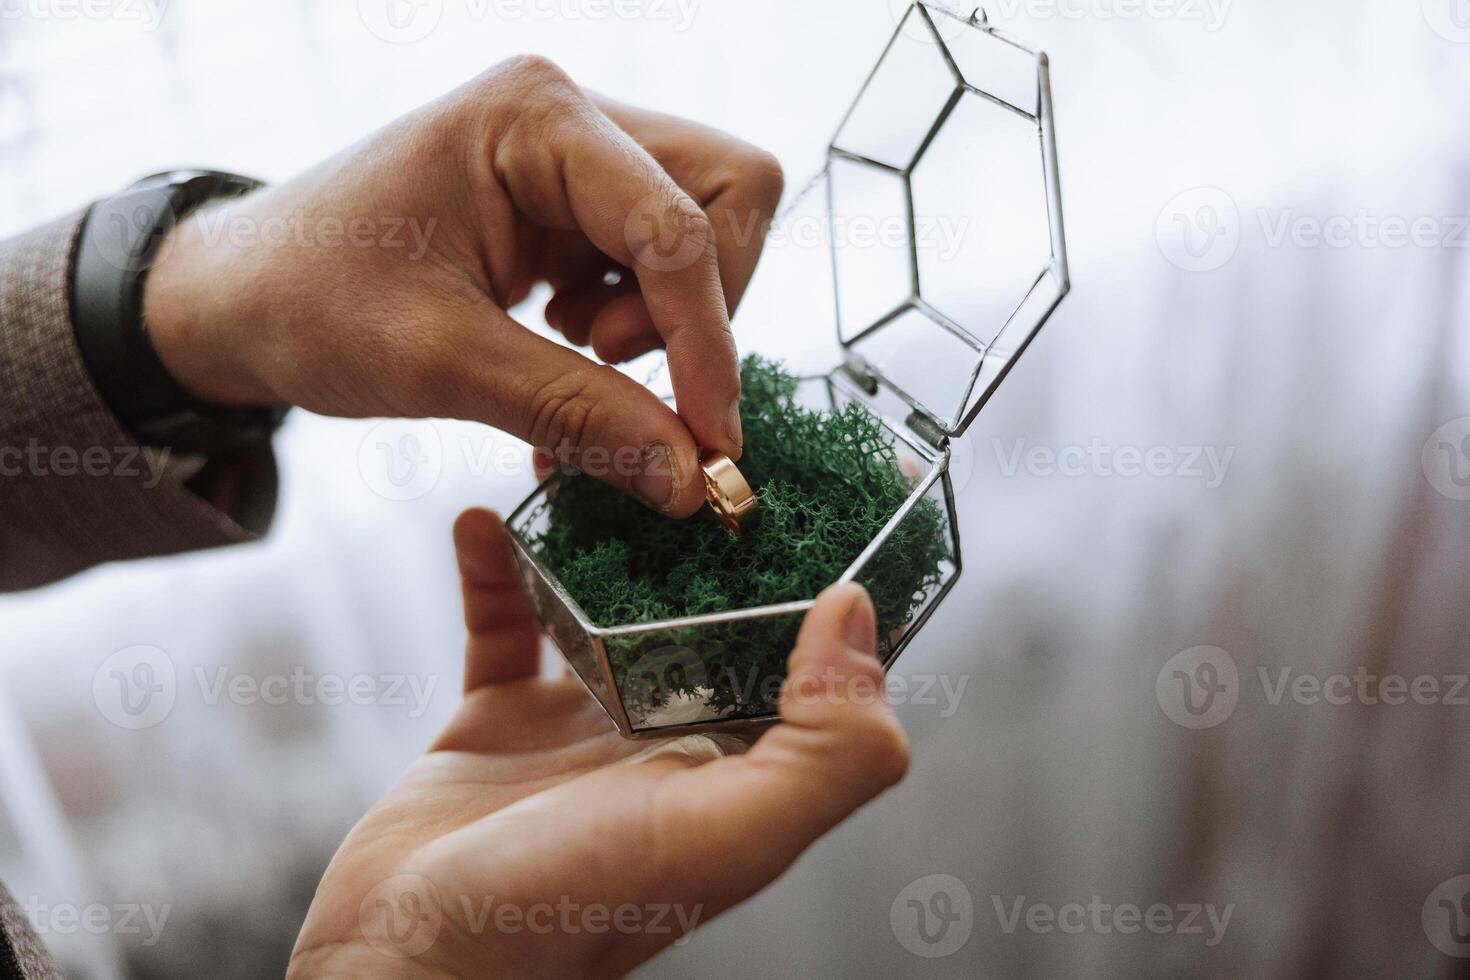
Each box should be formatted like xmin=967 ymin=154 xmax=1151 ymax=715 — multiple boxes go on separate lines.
xmin=632 ymin=443 xmax=676 ymax=512
xmin=841 ymin=589 xmax=876 ymax=656
xmin=726 ymin=402 xmax=744 ymax=451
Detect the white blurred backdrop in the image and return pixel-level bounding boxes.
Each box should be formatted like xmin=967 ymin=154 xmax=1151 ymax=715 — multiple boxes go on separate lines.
xmin=3 ymin=0 xmax=1470 ymax=977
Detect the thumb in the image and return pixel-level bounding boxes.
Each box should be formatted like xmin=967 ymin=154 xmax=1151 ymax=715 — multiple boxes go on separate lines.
xmin=644 ymin=583 xmax=911 ymax=907
xmin=425 ymin=299 xmax=708 ymax=518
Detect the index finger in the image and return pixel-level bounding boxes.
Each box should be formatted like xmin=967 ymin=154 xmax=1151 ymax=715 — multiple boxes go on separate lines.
xmin=490 ymin=60 xmax=743 ymax=459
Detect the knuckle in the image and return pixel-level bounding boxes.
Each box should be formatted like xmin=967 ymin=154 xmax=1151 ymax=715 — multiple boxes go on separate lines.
xmin=491 ymin=53 xmax=573 ymax=89
xmin=450 ymin=57 xmax=579 ymax=182
xmin=628 ymin=189 xmax=715 ymax=272
xmin=740 ymin=149 xmax=786 ymax=209
xmin=671 ymin=193 xmax=715 ymax=237
xmin=473 ymin=56 xmax=583 ymax=137
xmin=474 ymin=57 xmax=601 ymax=179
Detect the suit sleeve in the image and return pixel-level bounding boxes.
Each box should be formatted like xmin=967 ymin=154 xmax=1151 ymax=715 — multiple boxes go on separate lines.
xmin=0 ymin=882 xmax=60 ymax=980
xmin=0 ymin=210 xmax=278 ymax=592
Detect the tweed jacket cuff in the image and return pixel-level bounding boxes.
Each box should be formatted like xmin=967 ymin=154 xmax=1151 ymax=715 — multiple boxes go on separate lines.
xmin=0 ymin=210 xmax=278 ymax=592
xmin=0 ymin=881 xmax=60 ymax=980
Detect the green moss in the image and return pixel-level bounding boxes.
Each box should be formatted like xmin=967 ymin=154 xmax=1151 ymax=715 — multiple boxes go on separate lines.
xmin=529 ymin=356 xmax=951 ymax=721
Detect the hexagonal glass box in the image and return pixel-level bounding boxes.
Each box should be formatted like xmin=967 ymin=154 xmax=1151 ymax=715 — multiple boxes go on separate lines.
xmin=507 ymin=1 xmax=1070 ymax=738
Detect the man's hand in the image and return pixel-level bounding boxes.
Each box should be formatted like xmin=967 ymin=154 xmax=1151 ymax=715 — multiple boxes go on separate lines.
xmin=286 ymin=508 xmax=909 ymax=979
xmin=142 ymin=56 xmax=784 ymax=516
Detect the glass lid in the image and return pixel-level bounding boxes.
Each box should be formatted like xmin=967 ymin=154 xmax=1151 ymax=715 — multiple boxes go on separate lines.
xmin=825 ymin=1 xmax=1070 ymax=440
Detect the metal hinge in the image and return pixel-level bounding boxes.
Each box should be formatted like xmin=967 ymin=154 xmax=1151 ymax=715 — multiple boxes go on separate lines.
xmin=841 ymin=353 xmax=949 ymax=450
xmin=838 ymin=353 xmax=880 ymax=396
xmin=904 ymin=411 xmax=949 ymax=449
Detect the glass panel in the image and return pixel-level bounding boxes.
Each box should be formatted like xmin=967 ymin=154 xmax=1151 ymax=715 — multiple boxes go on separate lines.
xmin=965 ymin=263 xmax=1066 ymax=422
xmin=938 ymin=11 xmax=1042 ymax=119
xmin=831 ymin=3 xmax=958 ymax=171
xmin=608 ymin=608 xmax=808 ymax=733
xmin=911 ymin=90 xmax=1051 ymax=348
xmin=507 ymin=492 xmax=620 ymax=725
xmin=739 ymin=169 xmax=836 ymax=366
xmin=600 ymin=393 xmax=948 ymax=734
xmin=510 ymin=368 xmax=957 ymax=739
xmin=848 ymin=306 xmax=983 ymax=431
xmin=847 ymin=471 xmax=959 ymax=666
xmin=828 ymin=155 xmax=913 ymax=342
xmin=827 ymin=5 xmax=1068 ymax=440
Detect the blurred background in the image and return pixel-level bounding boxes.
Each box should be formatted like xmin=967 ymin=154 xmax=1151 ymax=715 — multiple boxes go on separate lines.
xmin=3 ymin=0 xmax=1470 ymax=976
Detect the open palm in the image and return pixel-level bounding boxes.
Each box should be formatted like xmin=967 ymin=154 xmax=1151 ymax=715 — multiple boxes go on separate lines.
xmin=287 ymin=508 xmax=910 ymax=980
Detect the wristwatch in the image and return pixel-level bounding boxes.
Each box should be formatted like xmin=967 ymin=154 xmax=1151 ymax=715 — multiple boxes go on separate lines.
xmin=71 ymin=170 xmax=288 ymax=456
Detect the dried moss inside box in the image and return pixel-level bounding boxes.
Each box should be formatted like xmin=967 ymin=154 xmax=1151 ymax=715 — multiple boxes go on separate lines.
xmin=509 ymin=357 xmax=959 ymax=735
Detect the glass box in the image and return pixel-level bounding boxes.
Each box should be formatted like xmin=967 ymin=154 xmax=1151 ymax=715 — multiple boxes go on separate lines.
xmin=508 ymin=1 xmax=1070 ymax=738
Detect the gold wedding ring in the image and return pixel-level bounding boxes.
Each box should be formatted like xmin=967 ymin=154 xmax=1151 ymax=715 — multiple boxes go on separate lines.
xmin=701 ymin=452 xmax=758 ymax=536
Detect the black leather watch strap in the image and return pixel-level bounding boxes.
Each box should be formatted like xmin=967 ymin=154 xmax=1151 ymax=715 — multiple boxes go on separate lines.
xmin=71 ymin=170 xmax=287 ymax=455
